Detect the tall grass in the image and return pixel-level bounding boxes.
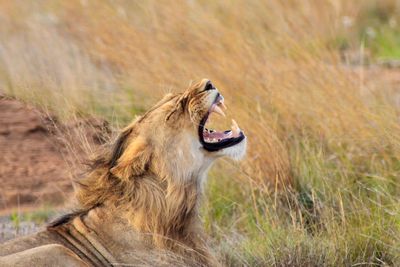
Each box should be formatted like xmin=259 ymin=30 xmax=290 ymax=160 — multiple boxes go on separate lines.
xmin=0 ymin=0 xmax=399 ymax=265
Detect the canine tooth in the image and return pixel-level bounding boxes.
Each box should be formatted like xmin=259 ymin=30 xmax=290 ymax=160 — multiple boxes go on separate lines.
xmin=219 ymin=99 xmax=227 ymax=110
xmin=212 ymin=105 xmax=226 ymax=117
xmin=231 ymin=119 xmax=238 ymax=129
xmin=231 ymin=119 xmax=240 ymax=136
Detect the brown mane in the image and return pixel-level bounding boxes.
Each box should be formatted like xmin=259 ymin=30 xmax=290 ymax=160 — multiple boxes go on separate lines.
xmin=70 ymin=86 xmax=216 ymax=264
xmin=2 ymin=79 xmax=246 ymax=266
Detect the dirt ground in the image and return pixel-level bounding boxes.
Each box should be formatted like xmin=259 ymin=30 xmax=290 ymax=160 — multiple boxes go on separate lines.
xmin=0 ymin=64 xmax=398 ymax=242
xmin=0 ymin=96 xmax=108 ymax=214
xmin=0 ymin=97 xmax=72 ymax=212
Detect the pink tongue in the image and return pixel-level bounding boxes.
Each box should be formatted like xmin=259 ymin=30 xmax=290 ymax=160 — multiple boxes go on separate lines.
xmin=203 ymin=131 xmax=227 ymax=139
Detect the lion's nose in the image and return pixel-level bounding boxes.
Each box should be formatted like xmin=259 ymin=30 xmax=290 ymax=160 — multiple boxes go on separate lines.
xmin=204 ymin=81 xmax=216 ymax=91
xmin=219 ymin=94 xmax=224 ymax=102
xmin=216 ymin=93 xmax=224 ymax=103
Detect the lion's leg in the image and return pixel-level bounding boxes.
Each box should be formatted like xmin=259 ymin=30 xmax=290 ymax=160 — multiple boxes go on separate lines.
xmin=0 ymin=244 xmax=88 ymax=267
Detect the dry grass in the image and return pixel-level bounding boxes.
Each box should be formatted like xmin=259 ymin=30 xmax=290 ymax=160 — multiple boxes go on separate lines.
xmin=0 ymin=0 xmax=399 ymax=266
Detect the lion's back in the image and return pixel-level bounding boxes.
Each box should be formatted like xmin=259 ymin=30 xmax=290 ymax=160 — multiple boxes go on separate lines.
xmin=0 ymin=230 xmax=57 ymax=256
xmin=0 ymin=231 xmax=88 ymax=266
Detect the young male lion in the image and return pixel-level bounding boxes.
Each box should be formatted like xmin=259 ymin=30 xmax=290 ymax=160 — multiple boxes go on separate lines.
xmin=0 ymin=79 xmax=246 ymax=267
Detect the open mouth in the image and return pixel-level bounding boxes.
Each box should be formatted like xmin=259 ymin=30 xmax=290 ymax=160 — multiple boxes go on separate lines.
xmin=198 ymin=93 xmax=245 ymax=152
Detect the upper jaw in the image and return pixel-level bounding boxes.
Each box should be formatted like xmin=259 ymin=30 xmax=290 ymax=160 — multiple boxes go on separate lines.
xmin=198 ymin=92 xmax=245 ymax=152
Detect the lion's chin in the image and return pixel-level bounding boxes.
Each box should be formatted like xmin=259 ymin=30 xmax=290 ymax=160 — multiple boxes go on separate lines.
xmin=216 ymin=135 xmax=247 ymax=160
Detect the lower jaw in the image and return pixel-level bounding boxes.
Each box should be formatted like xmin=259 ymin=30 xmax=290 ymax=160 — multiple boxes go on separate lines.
xmin=200 ymin=132 xmax=245 ymax=152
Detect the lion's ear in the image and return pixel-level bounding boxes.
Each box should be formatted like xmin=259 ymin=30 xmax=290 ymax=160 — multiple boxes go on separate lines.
xmin=110 ymin=136 xmax=151 ymax=181
xmin=166 ymin=93 xmax=189 ymax=121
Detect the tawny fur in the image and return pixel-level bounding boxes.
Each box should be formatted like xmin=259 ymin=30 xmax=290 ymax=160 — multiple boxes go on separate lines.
xmin=0 ymin=79 xmax=246 ymax=267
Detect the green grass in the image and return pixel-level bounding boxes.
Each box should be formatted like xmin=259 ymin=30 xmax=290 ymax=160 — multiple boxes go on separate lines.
xmin=203 ymin=139 xmax=400 ymax=266
xmin=9 ymin=207 xmax=56 ymax=227
xmin=357 ymin=1 xmax=400 ymax=60
xmin=368 ymin=27 xmax=400 ymax=60
xmin=0 ymin=1 xmax=399 ymax=266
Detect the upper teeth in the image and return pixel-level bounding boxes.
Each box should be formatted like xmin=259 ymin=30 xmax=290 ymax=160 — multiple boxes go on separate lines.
xmin=212 ymin=104 xmax=226 ymax=117
xmin=219 ymin=98 xmax=227 ymax=110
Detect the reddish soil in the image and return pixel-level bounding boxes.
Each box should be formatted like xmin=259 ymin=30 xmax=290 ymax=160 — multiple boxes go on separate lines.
xmin=0 ymin=96 xmax=108 ymax=213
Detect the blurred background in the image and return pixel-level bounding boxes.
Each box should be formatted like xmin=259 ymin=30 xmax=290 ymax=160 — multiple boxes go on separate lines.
xmin=0 ymin=1 xmax=399 ymax=266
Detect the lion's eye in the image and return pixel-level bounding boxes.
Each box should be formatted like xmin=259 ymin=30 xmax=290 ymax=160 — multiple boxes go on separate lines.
xmin=204 ymin=81 xmax=215 ymax=91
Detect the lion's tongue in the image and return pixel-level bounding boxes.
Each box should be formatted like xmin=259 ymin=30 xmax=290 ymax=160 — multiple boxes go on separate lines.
xmin=203 ymin=131 xmax=229 ymax=139
xmin=204 ymin=119 xmax=241 ymax=141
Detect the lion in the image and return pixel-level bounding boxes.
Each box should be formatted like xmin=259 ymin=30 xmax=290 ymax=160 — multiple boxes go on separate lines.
xmin=0 ymin=79 xmax=247 ymax=267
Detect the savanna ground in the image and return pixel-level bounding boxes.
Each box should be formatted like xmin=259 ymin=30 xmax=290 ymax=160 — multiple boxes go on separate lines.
xmin=0 ymin=1 xmax=399 ymax=266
